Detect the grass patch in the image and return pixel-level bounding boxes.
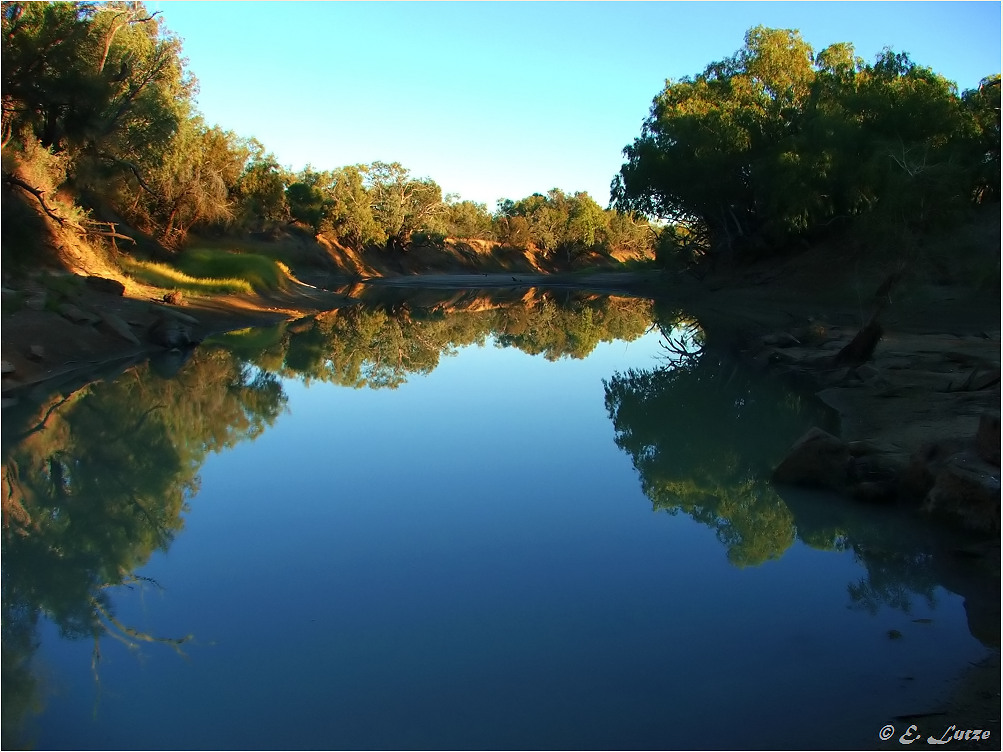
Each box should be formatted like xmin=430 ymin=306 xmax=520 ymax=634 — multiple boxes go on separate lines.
xmin=120 ymin=257 xmax=254 ymax=295
xmin=177 ymin=248 xmax=290 ymax=292
xmin=120 ymin=248 xmax=293 ymax=295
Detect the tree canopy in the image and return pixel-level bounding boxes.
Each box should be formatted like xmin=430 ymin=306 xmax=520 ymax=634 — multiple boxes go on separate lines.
xmin=612 ymin=26 xmax=1001 ymax=261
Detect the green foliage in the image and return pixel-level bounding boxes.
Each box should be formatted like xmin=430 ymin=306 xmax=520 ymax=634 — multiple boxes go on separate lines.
xmin=495 ymin=189 xmax=654 ymax=262
xmin=434 ymin=194 xmax=495 ymax=240
xmin=613 ymin=26 xmax=1000 ymax=264
xmin=235 ymin=140 xmax=290 ymax=232
xmin=961 ymin=74 xmax=1001 ymax=204
xmin=324 ymin=165 xmax=384 ymax=248
xmin=366 ymin=161 xmax=443 ymax=251
xmin=175 ymin=248 xmax=289 ymax=292
xmin=286 ymin=173 xmax=328 ymax=234
xmin=143 ymin=118 xmax=248 ymax=246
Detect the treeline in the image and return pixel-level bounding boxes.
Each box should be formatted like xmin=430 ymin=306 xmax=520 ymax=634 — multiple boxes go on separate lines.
xmin=613 ymin=27 xmax=1001 ymax=264
xmin=1 ymin=1 xmax=653 ymax=264
xmin=283 ymin=165 xmax=653 ymax=261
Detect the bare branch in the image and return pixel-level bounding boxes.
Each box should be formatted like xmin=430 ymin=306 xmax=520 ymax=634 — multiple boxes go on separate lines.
xmin=98 ymin=9 xmax=162 ymax=73
xmin=2 ymin=172 xmax=66 ymax=224
xmin=96 ymin=151 xmax=159 ymax=197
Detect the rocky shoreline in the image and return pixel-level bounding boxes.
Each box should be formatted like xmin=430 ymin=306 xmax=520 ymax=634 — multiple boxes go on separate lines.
xmin=756 ymin=320 xmax=1000 ymax=535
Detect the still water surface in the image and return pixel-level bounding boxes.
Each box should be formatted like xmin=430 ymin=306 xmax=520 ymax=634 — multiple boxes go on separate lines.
xmin=1 ymin=291 xmax=991 ymax=750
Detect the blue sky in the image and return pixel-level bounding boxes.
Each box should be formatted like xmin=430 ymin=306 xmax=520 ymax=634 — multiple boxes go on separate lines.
xmin=154 ymin=2 xmax=1001 ymax=209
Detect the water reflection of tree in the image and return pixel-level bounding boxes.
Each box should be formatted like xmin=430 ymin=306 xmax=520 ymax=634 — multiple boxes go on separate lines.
xmin=784 ymin=490 xmax=946 ymax=616
xmin=219 ymin=292 xmax=655 ymax=388
xmin=495 ymin=294 xmax=653 ymax=361
xmin=1 ymin=349 xmax=287 ymax=745
xmin=604 ymin=315 xmax=997 ymax=645
xmin=603 ymin=312 xmax=831 ymax=566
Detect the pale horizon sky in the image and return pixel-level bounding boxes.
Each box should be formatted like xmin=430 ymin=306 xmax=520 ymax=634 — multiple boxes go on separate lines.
xmin=154 ymin=1 xmax=1002 ymax=209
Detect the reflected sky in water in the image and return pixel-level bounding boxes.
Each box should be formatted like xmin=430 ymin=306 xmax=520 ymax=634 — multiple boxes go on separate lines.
xmin=4 ymin=300 xmax=992 ymax=751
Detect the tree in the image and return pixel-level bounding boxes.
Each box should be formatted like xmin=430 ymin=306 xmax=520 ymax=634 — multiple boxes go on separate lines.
xmin=1 ymin=1 xmax=95 ymax=150
xmin=434 ymin=194 xmax=494 ymax=240
xmin=325 ymin=165 xmax=383 ymax=248
xmin=960 ymin=74 xmax=1001 ymax=204
xmin=366 ymin=161 xmax=442 ymax=251
xmin=564 ymin=191 xmax=607 ymax=254
xmin=145 ymin=118 xmax=247 ymax=246
xmin=612 ymin=26 xmax=996 ymax=264
xmin=235 ymin=139 xmax=289 ymax=232
xmin=286 ymin=168 xmax=329 ymax=234
xmin=2 ymin=1 xmax=197 ymax=243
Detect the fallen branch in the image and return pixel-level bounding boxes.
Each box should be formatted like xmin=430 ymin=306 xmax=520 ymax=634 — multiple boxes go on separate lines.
xmin=3 ymin=172 xmax=65 ymax=225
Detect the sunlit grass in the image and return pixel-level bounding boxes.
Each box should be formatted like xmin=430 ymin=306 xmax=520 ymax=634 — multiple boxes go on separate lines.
xmin=120 ymin=257 xmax=254 ymax=294
xmin=178 ymin=248 xmax=290 ymax=292
xmin=120 ymin=249 xmax=294 ymax=295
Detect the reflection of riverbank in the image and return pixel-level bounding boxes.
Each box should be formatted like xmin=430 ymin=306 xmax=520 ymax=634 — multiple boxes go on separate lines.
xmin=1 ymin=272 xmax=657 ymax=399
xmin=607 ymin=298 xmax=999 ymax=746
xmin=1 ymin=347 xmax=289 ymax=749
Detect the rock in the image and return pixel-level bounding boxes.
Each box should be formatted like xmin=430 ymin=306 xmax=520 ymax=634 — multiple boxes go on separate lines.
xmin=1 ymin=378 xmax=23 ymax=393
xmin=85 ymin=276 xmax=126 ymax=296
xmin=853 ymin=364 xmax=880 ymax=382
xmin=57 ymin=302 xmax=99 ymax=324
xmin=922 ymin=452 xmax=1001 ymax=534
xmin=975 ymin=412 xmax=1000 ymax=466
xmin=27 ymin=345 xmax=44 ymax=361
xmin=151 ymin=303 xmax=199 ymax=325
xmin=163 ymin=290 xmax=184 ymax=305
xmin=768 ymin=349 xmax=799 ymax=365
xmin=762 ymin=332 xmax=801 ymax=348
xmin=149 ymin=347 xmax=194 ymax=379
xmin=900 ymin=439 xmax=967 ymax=502
xmin=25 ymin=291 xmax=47 ymax=311
xmin=851 ymin=481 xmax=896 ymax=503
xmin=833 ymin=318 xmax=883 ymax=367
xmin=98 ymin=310 xmax=141 ymax=345
xmin=1 ymin=287 xmax=22 ymax=311
xmin=148 ymin=315 xmax=200 ymax=349
xmin=772 ymin=427 xmax=852 ymax=491
xmin=1 ymin=360 xmax=14 ymax=375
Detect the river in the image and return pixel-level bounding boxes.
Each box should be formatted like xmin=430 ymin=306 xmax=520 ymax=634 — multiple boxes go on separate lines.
xmin=1 ymin=289 xmax=993 ymax=750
